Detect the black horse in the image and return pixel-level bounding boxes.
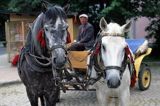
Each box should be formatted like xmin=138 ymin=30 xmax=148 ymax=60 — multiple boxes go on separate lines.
xmin=18 ymin=4 xmax=68 ymax=106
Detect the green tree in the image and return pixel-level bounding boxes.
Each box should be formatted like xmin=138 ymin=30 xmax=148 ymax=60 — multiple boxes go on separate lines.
xmin=8 ymin=0 xmax=160 ymax=51
xmin=97 ymin=0 xmax=160 ymax=56
xmin=8 ymin=0 xmax=71 ymax=13
xmin=8 ymin=0 xmax=41 ymax=13
xmin=0 ymin=0 xmax=11 ymax=44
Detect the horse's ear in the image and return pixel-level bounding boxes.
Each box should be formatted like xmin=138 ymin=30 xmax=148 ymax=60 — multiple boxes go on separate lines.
xmin=62 ymin=0 xmax=70 ymax=13
xmin=63 ymin=4 xmax=70 ymax=13
xmin=99 ymin=17 xmax=108 ymax=31
xmin=41 ymin=2 xmax=47 ymax=13
xmin=121 ymin=21 xmax=131 ymax=32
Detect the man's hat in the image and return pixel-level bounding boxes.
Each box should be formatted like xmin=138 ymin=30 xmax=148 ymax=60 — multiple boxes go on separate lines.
xmin=79 ymin=14 xmax=88 ymax=19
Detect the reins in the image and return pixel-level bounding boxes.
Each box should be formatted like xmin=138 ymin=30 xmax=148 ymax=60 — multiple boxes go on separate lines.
xmin=28 ymin=52 xmax=52 ymax=66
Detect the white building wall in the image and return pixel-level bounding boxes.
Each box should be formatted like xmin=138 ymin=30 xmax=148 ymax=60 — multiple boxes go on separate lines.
xmin=129 ymin=17 xmax=150 ymax=39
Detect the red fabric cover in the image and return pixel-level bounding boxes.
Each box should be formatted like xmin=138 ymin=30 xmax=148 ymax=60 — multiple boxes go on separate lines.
xmin=93 ymin=43 xmax=101 ymax=55
xmin=67 ymin=31 xmax=71 ymax=43
xmin=130 ymin=69 xmax=137 ymax=88
xmin=125 ymin=46 xmax=137 ymax=88
xmin=37 ymin=29 xmax=46 ymax=48
xmin=11 ymin=54 xmax=19 ymax=66
xmin=125 ymin=46 xmax=134 ymax=63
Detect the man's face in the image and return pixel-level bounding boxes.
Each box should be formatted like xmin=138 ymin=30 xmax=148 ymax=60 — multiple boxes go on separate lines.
xmin=79 ymin=17 xmax=88 ymax=25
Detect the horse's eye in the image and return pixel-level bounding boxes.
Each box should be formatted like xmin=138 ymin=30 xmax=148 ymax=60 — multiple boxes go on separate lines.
xmin=45 ymin=27 xmax=49 ymax=31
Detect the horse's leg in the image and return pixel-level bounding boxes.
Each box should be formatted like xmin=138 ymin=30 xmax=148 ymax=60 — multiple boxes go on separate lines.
xmin=26 ymin=88 xmax=38 ymax=106
xmin=120 ymin=88 xmax=130 ymax=106
xmin=40 ymin=95 xmax=45 ymax=106
xmin=44 ymin=94 xmax=57 ymax=106
xmin=96 ymin=89 xmax=108 ymax=106
xmin=44 ymin=88 xmax=60 ymax=106
xmin=56 ymin=88 xmax=60 ymax=102
xmin=115 ymin=98 xmax=120 ymax=106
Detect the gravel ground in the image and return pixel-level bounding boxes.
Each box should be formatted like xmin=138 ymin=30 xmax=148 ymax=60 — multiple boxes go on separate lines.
xmin=0 ymin=65 xmax=160 ymax=106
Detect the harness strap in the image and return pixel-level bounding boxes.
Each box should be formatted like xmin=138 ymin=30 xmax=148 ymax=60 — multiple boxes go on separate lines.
xmin=29 ymin=53 xmax=51 ymax=66
xmin=105 ymin=66 xmax=124 ymax=72
xmin=25 ymin=53 xmax=52 ymax=73
xmin=51 ymin=45 xmax=67 ymax=51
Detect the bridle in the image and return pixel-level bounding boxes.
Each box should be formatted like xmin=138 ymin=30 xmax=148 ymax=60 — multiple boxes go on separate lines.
xmin=50 ymin=44 xmax=67 ymax=54
xmin=104 ymin=51 xmax=128 ymax=79
xmin=51 ymin=46 xmax=68 ymax=70
xmin=92 ymin=35 xmax=130 ymax=80
xmin=26 ymin=26 xmax=68 ymax=70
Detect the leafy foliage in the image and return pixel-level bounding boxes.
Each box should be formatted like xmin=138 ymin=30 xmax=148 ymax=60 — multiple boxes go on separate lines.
xmin=8 ymin=0 xmax=41 ymax=13
xmin=4 ymin=0 xmax=160 ymax=46
xmin=100 ymin=0 xmax=160 ymax=55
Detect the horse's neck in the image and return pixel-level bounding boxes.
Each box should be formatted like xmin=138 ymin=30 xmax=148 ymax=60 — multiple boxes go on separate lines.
xmin=32 ymin=13 xmax=44 ymax=40
xmin=122 ymin=66 xmax=131 ymax=85
xmin=26 ymin=13 xmax=45 ymax=56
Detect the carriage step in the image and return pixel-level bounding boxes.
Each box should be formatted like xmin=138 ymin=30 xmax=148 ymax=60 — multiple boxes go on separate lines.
xmin=61 ymin=81 xmax=85 ymax=86
xmin=60 ymin=87 xmax=96 ymax=91
xmin=60 ymin=84 xmax=96 ymax=91
xmin=61 ymin=81 xmax=87 ymax=90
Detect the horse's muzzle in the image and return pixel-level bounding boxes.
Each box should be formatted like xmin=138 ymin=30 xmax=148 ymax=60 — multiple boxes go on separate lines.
xmin=51 ymin=48 xmax=67 ymax=69
xmin=52 ymin=56 xmax=67 ymax=68
xmin=107 ymin=78 xmax=121 ymax=88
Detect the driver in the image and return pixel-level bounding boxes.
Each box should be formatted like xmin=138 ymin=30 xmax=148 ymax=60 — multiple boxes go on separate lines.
xmin=68 ymin=14 xmax=95 ymax=51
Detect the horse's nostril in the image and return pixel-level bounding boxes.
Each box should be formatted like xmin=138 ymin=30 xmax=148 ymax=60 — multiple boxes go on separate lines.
xmin=118 ymin=80 xmax=121 ymax=86
xmin=107 ymin=79 xmax=121 ymax=88
xmin=107 ymin=80 xmax=111 ymax=88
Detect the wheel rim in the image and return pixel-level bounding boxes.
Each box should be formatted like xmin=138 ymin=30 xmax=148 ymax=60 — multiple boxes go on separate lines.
xmin=142 ymin=70 xmax=151 ymax=88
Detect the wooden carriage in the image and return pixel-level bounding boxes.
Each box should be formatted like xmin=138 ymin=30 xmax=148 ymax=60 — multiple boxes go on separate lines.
xmin=67 ymin=51 xmax=89 ymax=69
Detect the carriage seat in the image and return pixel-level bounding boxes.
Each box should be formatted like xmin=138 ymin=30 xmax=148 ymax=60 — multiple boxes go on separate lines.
xmin=67 ymin=51 xmax=89 ymax=69
xmin=125 ymin=39 xmax=146 ymax=54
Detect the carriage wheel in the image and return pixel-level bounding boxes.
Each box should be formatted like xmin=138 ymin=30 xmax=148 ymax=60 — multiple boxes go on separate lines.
xmin=138 ymin=63 xmax=151 ymax=91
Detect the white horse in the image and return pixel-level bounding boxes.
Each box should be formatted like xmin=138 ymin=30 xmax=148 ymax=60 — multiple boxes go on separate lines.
xmin=88 ymin=17 xmax=132 ymax=106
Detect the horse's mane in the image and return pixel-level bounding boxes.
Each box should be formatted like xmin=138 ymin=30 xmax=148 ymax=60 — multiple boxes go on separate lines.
xmin=45 ymin=5 xmax=67 ymax=23
xmin=101 ymin=22 xmax=124 ymax=37
xmin=25 ymin=5 xmax=67 ymax=56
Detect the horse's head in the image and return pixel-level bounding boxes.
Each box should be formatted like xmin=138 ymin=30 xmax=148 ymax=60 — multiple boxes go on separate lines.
xmin=31 ymin=5 xmax=68 ymax=69
xmin=99 ymin=17 xmax=131 ymax=88
xmin=42 ymin=6 xmax=68 ymax=69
